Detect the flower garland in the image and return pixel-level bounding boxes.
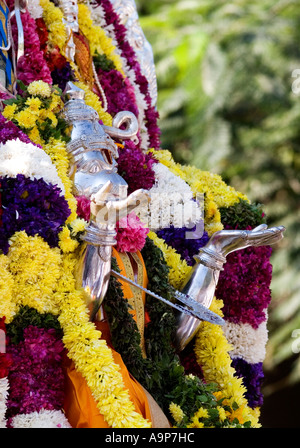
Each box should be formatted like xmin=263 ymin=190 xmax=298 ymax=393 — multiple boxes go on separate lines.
xmin=0 ymin=317 xmax=11 ymax=428
xmin=1 ymin=81 xmax=78 ymax=223
xmin=6 ymin=325 xmax=66 ymax=426
xmin=104 ymin=240 xmax=249 ymax=428
xmin=117 ymin=140 xmax=157 ymax=194
xmin=77 ymin=3 xmax=124 ymax=75
xmin=3 ymin=306 xmax=69 ymax=428
xmin=95 ymin=0 xmax=161 ymax=150
xmin=144 ymin=150 xmax=269 ymax=424
xmin=193 ymin=299 xmax=260 ymax=427
xmin=0 ymin=1 xmax=274 ymax=429
xmin=6 ymin=0 xmax=52 ymax=85
xmin=115 ymin=212 xmax=149 ymax=253
xmin=0 ymin=174 xmax=70 ymax=254
xmin=2 ymin=231 xmax=150 ymax=428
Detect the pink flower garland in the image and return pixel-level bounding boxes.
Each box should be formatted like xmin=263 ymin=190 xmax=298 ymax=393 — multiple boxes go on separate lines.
xmin=116 ymin=212 xmax=149 ymax=253
xmin=6 ymin=326 xmax=65 ymax=425
xmin=217 ymin=245 xmax=273 ymax=329
xmin=0 ymin=318 xmax=11 ymax=379
xmin=8 ymin=3 xmax=52 ymax=85
xmin=76 ymin=197 xmax=149 ymax=253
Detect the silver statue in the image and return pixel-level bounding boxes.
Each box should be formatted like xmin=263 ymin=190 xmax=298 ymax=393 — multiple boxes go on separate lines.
xmin=63 ymin=82 xmax=285 ymax=349
xmin=58 ymin=0 xmax=78 ymax=62
xmin=174 ymin=223 xmax=285 ymax=351
xmin=63 ymin=82 xmax=224 ymax=325
xmin=63 ymin=82 xmax=148 ymax=320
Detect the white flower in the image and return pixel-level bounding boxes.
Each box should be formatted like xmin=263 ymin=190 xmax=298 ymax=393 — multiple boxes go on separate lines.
xmin=10 ymin=409 xmax=72 ymax=428
xmin=27 ymin=0 xmax=43 ymax=19
xmin=224 ymin=313 xmax=268 ymax=364
xmin=137 ymin=163 xmax=203 ymax=230
xmin=0 ymin=139 xmax=65 ymax=195
xmin=0 ymin=377 xmax=9 ymax=428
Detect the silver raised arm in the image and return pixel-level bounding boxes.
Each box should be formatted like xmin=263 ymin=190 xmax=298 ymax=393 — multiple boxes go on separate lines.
xmin=174 ymin=225 xmax=285 ymax=351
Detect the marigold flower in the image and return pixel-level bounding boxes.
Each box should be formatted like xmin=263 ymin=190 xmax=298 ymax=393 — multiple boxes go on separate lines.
xmin=27 ymin=80 xmax=52 ymax=98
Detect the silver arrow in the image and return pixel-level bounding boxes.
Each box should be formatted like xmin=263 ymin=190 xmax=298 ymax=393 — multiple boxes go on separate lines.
xmin=111 ymin=269 xmax=224 ymax=326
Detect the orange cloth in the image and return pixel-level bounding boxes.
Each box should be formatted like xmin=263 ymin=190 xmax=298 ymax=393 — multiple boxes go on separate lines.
xmin=62 ymin=340 xmax=152 ymax=428
xmin=62 ymin=250 xmax=152 ymax=428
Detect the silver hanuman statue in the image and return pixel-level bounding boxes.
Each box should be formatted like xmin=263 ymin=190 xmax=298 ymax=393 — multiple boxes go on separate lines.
xmin=63 ymin=82 xmax=285 ymax=349
xmin=63 ymin=82 xmax=149 ymax=321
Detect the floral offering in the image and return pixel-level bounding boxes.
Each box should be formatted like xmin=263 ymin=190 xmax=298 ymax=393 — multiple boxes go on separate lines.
xmin=0 ymin=0 xmax=279 ymax=429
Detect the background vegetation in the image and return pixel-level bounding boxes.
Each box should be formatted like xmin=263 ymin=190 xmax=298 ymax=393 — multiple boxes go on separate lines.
xmin=136 ymin=0 xmax=300 ymax=427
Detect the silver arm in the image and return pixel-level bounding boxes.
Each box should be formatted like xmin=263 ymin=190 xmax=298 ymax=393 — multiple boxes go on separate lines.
xmin=174 ymin=225 xmax=285 ymax=351
xmin=75 ymin=181 xmax=150 ymax=321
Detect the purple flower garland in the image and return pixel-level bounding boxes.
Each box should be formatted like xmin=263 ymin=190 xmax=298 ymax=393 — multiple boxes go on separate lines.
xmin=97 ymin=67 xmax=139 ymax=119
xmin=231 ymin=358 xmax=264 ymax=409
xmin=6 ymin=326 xmax=65 ymax=424
xmin=117 ymin=140 xmax=157 ymax=194
xmin=157 ymin=225 xmax=209 ymax=266
xmin=0 ymin=174 xmax=71 ymax=254
xmin=216 ymin=244 xmax=273 ymax=329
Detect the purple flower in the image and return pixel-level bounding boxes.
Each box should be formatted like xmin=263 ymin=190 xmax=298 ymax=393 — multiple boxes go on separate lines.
xmin=6 ymin=326 xmax=65 ymax=419
xmin=97 ymin=68 xmax=139 ymax=118
xmin=157 ymin=225 xmax=209 ymax=265
xmin=216 ymin=245 xmax=272 ymax=328
xmin=97 ymin=0 xmax=161 ymax=149
xmin=0 ymin=174 xmax=70 ymax=253
xmin=51 ymin=62 xmax=74 ymax=91
xmin=231 ymin=357 xmax=264 ymax=408
xmin=117 ymin=140 xmax=157 ymax=193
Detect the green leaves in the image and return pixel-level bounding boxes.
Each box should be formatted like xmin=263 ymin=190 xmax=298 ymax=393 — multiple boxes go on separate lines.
xmin=6 ymin=306 xmax=63 ymax=344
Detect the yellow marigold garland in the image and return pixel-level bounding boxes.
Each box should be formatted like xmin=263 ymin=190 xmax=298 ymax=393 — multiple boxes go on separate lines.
xmin=2 ymin=232 xmax=151 ymax=428
xmin=39 ymin=0 xmax=67 ymax=52
xmin=40 ymin=0 xmax=123 ymax=121
xmin=77 ymin=3 xmax=124 ymax=75
xmin=0 ymin=254 xmax=15 ymax=322
xmin=5 ymin=232 xmax=62 ymax=317
xmin=193 ymin=298 xmax=260 ymax=427
xmin=42 ymin=137 xmax=78 ymax=224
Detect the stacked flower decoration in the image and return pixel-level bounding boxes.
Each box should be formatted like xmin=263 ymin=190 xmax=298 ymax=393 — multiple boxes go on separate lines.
xmin=0 ymin=0 xmax=275 ymax=428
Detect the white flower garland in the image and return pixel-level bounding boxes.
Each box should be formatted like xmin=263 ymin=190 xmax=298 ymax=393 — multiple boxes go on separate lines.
xmin=0 ymin=139 xmax=65 ymax=195
xmin=224 ymin=314 xmax=268 ymax=364
xmin=27 ymin=0 xmax=43 ymax=19
xmin=138 ymin=163 xmax=202 ymax=230
xmin=0 ymin=377 xmax=9 ymax=428
xmin=10 ymin=409 xmax=72 ymax=428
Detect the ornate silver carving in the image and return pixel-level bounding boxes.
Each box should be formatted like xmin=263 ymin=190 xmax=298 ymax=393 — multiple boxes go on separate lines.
xmin=58 ymin=0 xmax=78 ymax=61
xmin=111 ymin=268 xmax=225 ymax=325
xmin=174 ymin=224 xmax=285 ymax=351
xmin=63 ymin=82 xmax=224 ymax=325
xmin=63 ymin=82 xmax=147 ymax=319
xmin=111 ymin=0 xmax=158 ymax=107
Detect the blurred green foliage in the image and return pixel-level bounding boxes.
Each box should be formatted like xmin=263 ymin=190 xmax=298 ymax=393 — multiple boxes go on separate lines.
xmin=136 ymin=0 xmax=300 ymax=399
